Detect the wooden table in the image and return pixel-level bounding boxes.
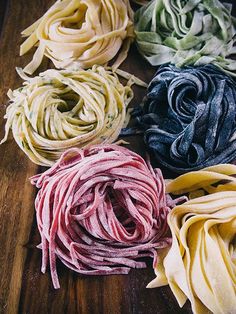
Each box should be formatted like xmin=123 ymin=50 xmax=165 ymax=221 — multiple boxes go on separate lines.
xmin=0 ymin=1 xmax=235 ymax=313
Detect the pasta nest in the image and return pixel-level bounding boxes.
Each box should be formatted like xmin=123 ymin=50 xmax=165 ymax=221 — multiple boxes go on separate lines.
xmin=20 ymin=0 xmax=134 ymax=74
xmin=148 ymin=164 xmax=236 ymax=314
xmin=31 ymin=144 xmax=173 ymax=288
xmin=134 ymin=64 xmax=236 ymax=173
xmin=134 ymin=0 xmax=236 ymax=75
xmin=1 ymin=66 xmax=134 ymax=166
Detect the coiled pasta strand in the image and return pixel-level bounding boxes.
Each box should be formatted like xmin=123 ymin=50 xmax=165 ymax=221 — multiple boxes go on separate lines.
xmin=20 ymin=0 xmax=134 ymax=74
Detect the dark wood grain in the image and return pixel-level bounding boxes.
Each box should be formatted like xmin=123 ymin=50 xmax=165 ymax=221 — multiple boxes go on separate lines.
xmin=0 ymin=1 xmax=235 ymax=314
xmin=0 ymin=0 xmax=8 ymax=36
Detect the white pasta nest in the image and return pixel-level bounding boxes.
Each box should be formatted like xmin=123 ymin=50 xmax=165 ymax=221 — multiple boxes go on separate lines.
xmin=20 ymin=0 xmax=134 ymax=74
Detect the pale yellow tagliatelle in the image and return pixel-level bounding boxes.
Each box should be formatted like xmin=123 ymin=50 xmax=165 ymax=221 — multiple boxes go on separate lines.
xmin=1 ymin=65 xmax=146 ymax=167
xmin=148 ymin=164 xmax=236 ymax=314
xmin=20 ymin=0 xmax=134 ymax=74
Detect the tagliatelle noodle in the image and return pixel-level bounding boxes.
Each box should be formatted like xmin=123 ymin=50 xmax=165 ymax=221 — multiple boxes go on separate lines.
xmin=133 ymin=64 xmax=236 ymax=173
xmin=166 ymin=163 xmax=236 ymax=197
xmin=148 ymin=164 xmax=236 ymax=314
xmin=31 ymin=144 xmax=177 ymax=289
xmin=20 ymin=0 xmax=134 ymax=74
xmin=134 ymin=0 xmax=236 ymax=76
xmin=1 ymin=66 xmax=147 ymax=167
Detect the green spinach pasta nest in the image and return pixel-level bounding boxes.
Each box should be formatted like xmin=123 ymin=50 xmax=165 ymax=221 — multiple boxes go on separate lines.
xmin=134 ymin=0 xmax=236 ymax=75
xmin=1 ymin=66 xmax=136 ymax=167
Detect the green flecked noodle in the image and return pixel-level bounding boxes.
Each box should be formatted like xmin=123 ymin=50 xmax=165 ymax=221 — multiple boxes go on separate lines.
xmin=134 ymin=0 xmax=236 ymax=75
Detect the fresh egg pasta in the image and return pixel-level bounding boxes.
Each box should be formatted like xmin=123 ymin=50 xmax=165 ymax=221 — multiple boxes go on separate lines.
xmin=148 ymin=165 xmax=236 ymax=314
xmin=134 ymin=0 xmax=236 ymax=76
xmin=1 ymin=66 xmax=144 ymax=166
xmin=20 ymin=0 xmax=134 ymax=74
xmin=133 ymin=64 xmax=236 ymax=173
xmin=31 ymin=144 xmax=173 ymax=289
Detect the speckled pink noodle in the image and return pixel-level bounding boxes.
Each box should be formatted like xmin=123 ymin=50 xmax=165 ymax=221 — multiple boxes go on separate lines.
xmin=31 ymin=144 xmax=176 ymax=289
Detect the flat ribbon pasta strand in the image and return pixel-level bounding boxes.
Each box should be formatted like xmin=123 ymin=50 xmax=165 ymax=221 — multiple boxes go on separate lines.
xmin=0 ymin=65 xmax=143 ymax=167
xmin=31 ymin=144 xmax=173 ymax=289
xmin=148 ymin=165 xmax=236 ymax=314
xmin=133 ymin=64 xmax=236 ymax=173
xmin=166 ymin=163 xmax=236 ymax=197
xmin=20 ymin=0 xmax=134 ymax=74
xmin=134 ymin=0 xmax=236 ymax=76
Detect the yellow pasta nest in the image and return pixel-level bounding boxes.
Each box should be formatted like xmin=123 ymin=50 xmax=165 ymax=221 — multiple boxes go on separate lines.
xmin=148 ymin=164 xmax=236 ymax=314
xmin=20 ymin=0 xmax=134 ymax=74
xmin=1 ymin=66 xmax=136 ymax=166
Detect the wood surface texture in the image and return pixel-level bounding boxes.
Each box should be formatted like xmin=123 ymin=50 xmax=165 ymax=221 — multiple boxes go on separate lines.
xmin=0 ymin=1 xmax=235 ymax=314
